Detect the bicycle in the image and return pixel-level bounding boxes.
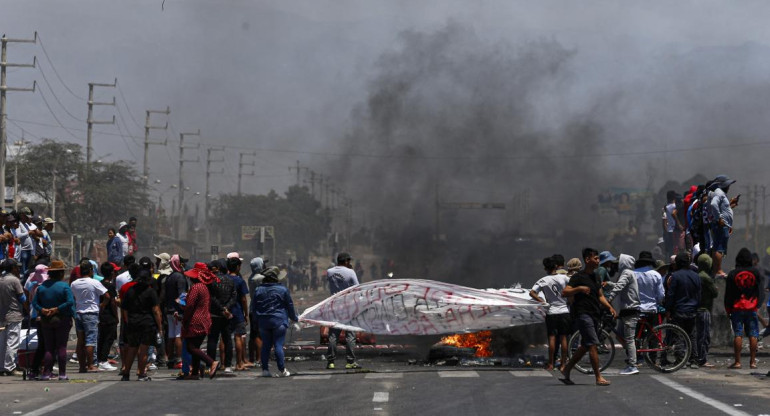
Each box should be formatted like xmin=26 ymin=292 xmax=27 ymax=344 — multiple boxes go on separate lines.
xmin=567 ymin=310 xmax=691 ymax=374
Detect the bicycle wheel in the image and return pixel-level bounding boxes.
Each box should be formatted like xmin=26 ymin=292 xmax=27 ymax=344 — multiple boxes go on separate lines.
xmin=641 ymin=323 xmax=691 ymax=373
xmin=567 ymin=329 xmax=615 ymax=374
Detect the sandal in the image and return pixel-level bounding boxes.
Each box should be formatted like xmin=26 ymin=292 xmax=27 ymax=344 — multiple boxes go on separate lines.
xmin=728 ymin=363 xmax=742 ymax=369
xmin=558 ymin=378 xmax=575 ymax=385
xmin=596 ymin=379 xmax=611 ymax=386
xmin=209 ymin=361 xmax=221 ymax=379
xmin=750 ymin=362 xmax=757 ymax=369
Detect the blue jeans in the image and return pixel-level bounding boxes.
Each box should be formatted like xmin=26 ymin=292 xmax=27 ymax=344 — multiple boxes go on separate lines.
xmin=74 ymin=312 xmax=100 ymax=347
xmin=19 ymin=250 xmax=32 ymax=279
xmin=260 ymin=325 xmax=287 ymax=372
xmin=730 ymin=311 xmax=759 ymax=338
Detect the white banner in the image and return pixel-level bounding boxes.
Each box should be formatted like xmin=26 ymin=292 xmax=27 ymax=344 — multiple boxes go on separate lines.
xmin=299 ymin=279 xmax=547 ymax=335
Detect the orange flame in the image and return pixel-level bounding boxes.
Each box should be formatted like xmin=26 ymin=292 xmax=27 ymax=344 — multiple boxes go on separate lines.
xmin=439 ymin=331 xmax=493 ymax=357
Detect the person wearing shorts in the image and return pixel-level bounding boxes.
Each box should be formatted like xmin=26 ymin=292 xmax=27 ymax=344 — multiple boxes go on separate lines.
xmin=530 ymin=255 xmax=571 ymax=371
xmin=559 ymin=248 xmax=616 ymax=387
xmin=725 ymin=248 xmax=761 ymax=369
xmin=70 ymin=260 xmax=108 ymax=373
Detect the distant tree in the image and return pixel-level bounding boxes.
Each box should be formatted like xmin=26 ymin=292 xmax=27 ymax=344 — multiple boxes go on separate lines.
xmin=211 ymin=185 xmax=331 ymax=260
xmin=9 ymin=139 xmax=149 ymax=238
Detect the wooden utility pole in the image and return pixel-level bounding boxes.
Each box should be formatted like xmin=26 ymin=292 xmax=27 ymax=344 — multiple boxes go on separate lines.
xmin=86 ymin=79 xmax=116 ymax=174
xmin=0 ymin=32 xmax=36 ymax=208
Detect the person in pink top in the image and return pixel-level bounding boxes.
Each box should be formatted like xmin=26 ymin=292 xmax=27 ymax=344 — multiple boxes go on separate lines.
xmin=182 ymin=262 xmax=221 ymax=380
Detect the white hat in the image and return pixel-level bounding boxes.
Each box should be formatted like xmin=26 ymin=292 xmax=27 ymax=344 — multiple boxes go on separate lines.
xmin=227 ymin=252 xmax=243 ymax=261
xmin=119 ymin=221 xmax=128 ymax=229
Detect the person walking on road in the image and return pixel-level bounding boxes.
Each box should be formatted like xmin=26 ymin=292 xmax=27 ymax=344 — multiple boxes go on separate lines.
xmin=724 ymin=248 xmax=761 ymax=369
xmin=559 ymin=248 xmax=616 ymax=386
xmin=326 ymin=252 xmax=361 ymax=370
xmin=182 ymin=262 xmax=220 ymax=380
xmin=252 ymin=266 xmax=299 ymax=377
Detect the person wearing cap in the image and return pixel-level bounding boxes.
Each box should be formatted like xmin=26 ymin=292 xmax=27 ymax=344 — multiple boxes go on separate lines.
xmin=97 ymin=262 xmax=119 ymax=371
xmin=595 ymin=251 xmax=618 ymax=286
xmin=164 ymin=254 xmax=188 ymax=369
xmin=0 ymin=259 xmax=25 ymax=376
xmin=32 ymin=259 xmax=75 ymax=381
xmin=117 ymin=222 xmax=130 ymax=259
xmin=182 ymin=263 xmax=221 ymax=380
xmin=566 ymin=258 xmax=582 ymax=277
xmin=247 ymin=257 xmax=265 ymax=366
xmin=23 ymin=264 xmax=49 ymax=378
xmin=252 ymin=265 xmax=298 ymax=377
xmin=325 ymin=252 xmax=361 ymax=370
xmin=153 ymin=253 xmax=173 ymax=367
xmin=709 ymin=175 xmax=740 ymax=277
xmin=664 ymin=252 xmax=701 ymax=368
xmin=41 ymin=218 xmax=56 ymax=258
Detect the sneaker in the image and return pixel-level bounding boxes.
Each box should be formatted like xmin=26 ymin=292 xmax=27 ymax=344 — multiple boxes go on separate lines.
xmin=148 ymin=363 xmax=158 ymax=371
xmin=345 ymin=362 xmax=362 ymax=369
xmin=120 ymin=374 xmax=130 ymax=381
xmin=174 ymin=362 xmax=183 ymax=369
xmin=6 ymin=369 xmax=24 ymax=377
xmin=99 ymin=362 xmax=118 ymax=371
xmin=280 ymin=369 xmax=291 ymax=377
xmin=40 ymin=374 xmax=51 ymax=381
xmin=619 ymin=366 xmax=639 ymax=375
xmin=261 ymin=370 xmax=272 ymax=377
xmin=688 ymin=363 xmax=700 ymax=369
xmin=224 ymin=367 xmax=234 ymax=374
xmin=58 ymin=375 xmax=69 ymax=381
xmin=136 ymin=375 xmax=152 ymax=381
xmin=326 ymin=362 xmax=335 ymax=369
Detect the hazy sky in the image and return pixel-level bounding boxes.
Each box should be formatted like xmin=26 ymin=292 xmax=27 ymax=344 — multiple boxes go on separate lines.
xmin=4 ymin=0 xmax=770 ymax=233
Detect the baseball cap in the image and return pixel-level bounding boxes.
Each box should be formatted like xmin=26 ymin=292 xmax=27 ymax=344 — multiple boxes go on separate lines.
xmin=44 ymin=217 xmax=56 ymax=224
xmin=227 ymin=252 xmax=243 ymax=261
xmin=19 ymin=206 xmax=32 ymax=216
xmin=336 ymin=252 xmax=352 ymax=264
xmin=598 ymin=251 xmax=617 ymax=265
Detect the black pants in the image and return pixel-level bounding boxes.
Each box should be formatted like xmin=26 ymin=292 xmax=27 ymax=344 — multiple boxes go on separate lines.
xmin=186 ymin=335 xmax=213 ymax=376
xmin=670 ymin=314 xmax=697 ymax=364
xmin=31 ymin=320 xmax=45 ymax=373
xmin=97 ymin=323 xmax=117 ymax=362
xmin=207 ymin=317 xmax=233 ymax=367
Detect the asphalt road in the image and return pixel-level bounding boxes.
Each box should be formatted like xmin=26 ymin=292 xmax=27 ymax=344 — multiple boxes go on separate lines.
xmin=2 ymin=356 xmax=769 ymax=416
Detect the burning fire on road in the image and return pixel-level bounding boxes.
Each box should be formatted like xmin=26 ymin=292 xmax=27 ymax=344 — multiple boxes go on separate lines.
xmin=438 ymin=331 xmax=493 ymax=357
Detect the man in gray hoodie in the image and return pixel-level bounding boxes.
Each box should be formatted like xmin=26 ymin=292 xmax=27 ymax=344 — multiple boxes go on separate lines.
xmin=605 ymin=254 xmax=641 ymax=375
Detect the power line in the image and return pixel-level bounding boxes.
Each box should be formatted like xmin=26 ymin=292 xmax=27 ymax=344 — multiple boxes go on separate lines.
xmin=36 ymin=63 xmax=85 ymax=122
xmin=36 ymin=34 xmax=86 ymax=101
xmin=35 ymin=87 xmax=82 ymax=141
xmin=115 ymin=82 xmax=143 ymax=129
xmin=114 ymin=116 xmax=139 ymax=159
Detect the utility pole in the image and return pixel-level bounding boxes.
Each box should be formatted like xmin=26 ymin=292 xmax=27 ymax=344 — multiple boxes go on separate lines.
xmin=288 ymin=160 xmax=301 ymax=187
xmin=238 ymin=151 xmax=256 ymax=196
xmin=205 ymin=146 xmax=224 ymax=224
xmin=176 ymin=129 xmax=199 ymax=240
xmin=143 ymin=106 xmax=170 ymax=184
xmin=11 ymin=134 xmax=28 ymax=211
xmin=0 ymin=32 xmax=36 ymax=209
xmin=85 ymin=79 xmax=116 ymax=174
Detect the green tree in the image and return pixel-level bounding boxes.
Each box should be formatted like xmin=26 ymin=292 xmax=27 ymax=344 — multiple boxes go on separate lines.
xmin=211 ymin=185 xmax=331 ymax=260
xmin=9 ymin=139 xmax=149 ymax=238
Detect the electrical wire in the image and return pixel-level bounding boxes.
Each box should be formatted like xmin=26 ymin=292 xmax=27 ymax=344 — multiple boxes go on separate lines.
xmin=114 ymin=117 xmax=139 ymax=159
xmin=35 ymin=88 xmax=83 ymax=141
xmin=37 ymin=34 xmax=87 ymax=101
xmin=36 ymin=63 xmax=86 ymax=122
xmin=116 ymin=83 xmax=144 ymax=130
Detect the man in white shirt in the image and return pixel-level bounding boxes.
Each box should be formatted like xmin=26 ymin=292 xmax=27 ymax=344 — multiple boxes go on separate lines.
xmin=326 ymin=252 xmax=360 ymax=370
xmin=71 ymin=260 xmax=109 ymax=373
xmin=530 ymin=255 xmax=571 ymax=371
xmin=115 ymin=255 xmax=136 ymax=292
xmin=14 ymin=207 xmax=41 ymax=279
